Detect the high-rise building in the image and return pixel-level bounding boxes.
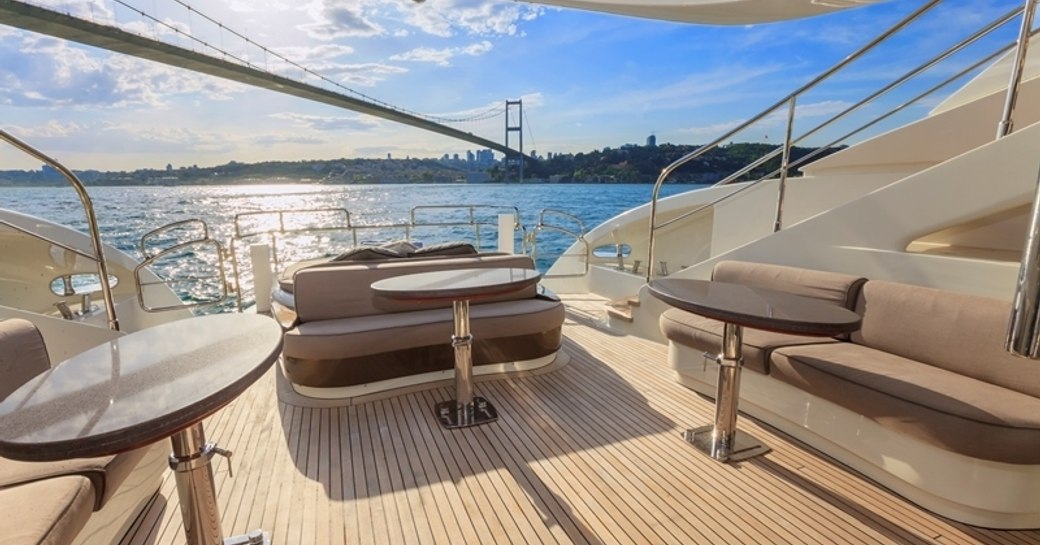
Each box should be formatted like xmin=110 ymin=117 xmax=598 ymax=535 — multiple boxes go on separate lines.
xmin=646 ymin=134 xmax=657 ymax=147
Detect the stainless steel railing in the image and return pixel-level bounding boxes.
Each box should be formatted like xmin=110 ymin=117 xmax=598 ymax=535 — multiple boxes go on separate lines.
xmin=644 ymin=0 xmax=1030 ymax=281
xmin=223 ymin=204 xmax=528 ymax=309
xmin=532 ymin=209 xmax=589 ymax=277
xmin=0 ymin=129 xmax=121 ymax=330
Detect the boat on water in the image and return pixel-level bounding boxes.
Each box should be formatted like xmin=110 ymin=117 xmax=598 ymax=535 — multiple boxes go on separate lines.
xmin=3 ymin=0 xmax=1040 ymax=544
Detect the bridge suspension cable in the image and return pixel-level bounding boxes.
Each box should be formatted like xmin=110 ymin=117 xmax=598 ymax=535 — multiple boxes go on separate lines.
xmin=0 ymin=0 xmax=531 ymax=157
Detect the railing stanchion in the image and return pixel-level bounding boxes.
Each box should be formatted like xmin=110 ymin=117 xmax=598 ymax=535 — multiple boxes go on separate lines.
xmin=774 ymin=96 xmax=797 ymax=233
xmin=997 ymin=0 xmax=1037 ymax=138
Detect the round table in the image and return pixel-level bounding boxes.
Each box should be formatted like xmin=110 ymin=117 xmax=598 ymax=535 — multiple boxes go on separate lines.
xmin=0 ymin=313 xmax=283 ymax=545
xmin=648 ymin=278 xmax=861 ymax=462
xmin=372 ymin=267 xmax=542 ymax=428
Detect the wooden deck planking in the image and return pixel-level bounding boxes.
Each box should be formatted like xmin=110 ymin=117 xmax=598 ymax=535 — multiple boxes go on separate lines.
xmin=119 ymin=296 xmax=1040 ymax=545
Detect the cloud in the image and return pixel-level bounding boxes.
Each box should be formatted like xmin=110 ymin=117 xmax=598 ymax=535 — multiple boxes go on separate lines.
xmin=5 ymin=120 xmax=86 ymax=139
xmin=7 ymin=119 xmax=239 ymax=155
xmin=33 ymin=0 xmax=114 ymax=22
xmin=300 ymin=0 xmax=384 ymax=40
xmin=1 ymin=34 xmax=244 ymax=108
xmin=389 ymin=40 xmax=493 ymax=67
xmin=269 ymin=112 xmax=382 ymax=131
xmin=250 ymin=134 xmax=326 ymax=146
xmin=398 ymin=0 xmax=544 ymax=38
xmin=682 ymin=100 xmax=857 ymax=141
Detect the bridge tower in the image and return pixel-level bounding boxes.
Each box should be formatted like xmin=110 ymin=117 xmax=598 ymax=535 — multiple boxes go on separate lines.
xmin=505 ymin=100 xmax=523 ymax=182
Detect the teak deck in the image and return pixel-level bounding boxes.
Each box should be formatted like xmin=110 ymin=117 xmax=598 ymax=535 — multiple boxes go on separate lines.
xmin=120 ymin=296 xmax=1040 ymax=545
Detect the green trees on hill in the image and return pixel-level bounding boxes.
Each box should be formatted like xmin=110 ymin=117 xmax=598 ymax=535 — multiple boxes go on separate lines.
xmin=0 ymin=142 xmax=845 ymax=186
xmin=499 ymin=142 xmax=844 ymax=183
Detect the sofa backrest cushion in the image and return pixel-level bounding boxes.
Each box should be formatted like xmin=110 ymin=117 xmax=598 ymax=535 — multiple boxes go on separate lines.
xmin=0 ymin=318 xmax=51 ymax=401
xmin=294 ymin=253 xmax=537 ymax=322
xmin=712 ymin=261 xmax=867 ymax=310
xmin=852 ymin=280 xmax=1040 ymax=397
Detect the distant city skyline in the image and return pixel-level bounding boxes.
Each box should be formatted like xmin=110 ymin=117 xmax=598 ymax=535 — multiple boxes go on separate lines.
xmin=0 ymin=0 xmax=1022 ymax=171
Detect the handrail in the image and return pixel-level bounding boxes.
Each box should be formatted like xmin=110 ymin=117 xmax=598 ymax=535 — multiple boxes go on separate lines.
xmin=533 ymin=209 xmax=589 ymax=278
xmin=224 ymin=204 xmax=529 ymax=309
xmin=134 ymin=238 xmax=230 ymax=312
xmin=139 ymin=218 xmax=211 ymax=259
xmin=409 ymin=204 xmax=522 ymax=250
xmin=0 ymin=129 xmax=120 ymax=331
xmin=657 ymin=14 xmax=1027 ymax=235
xmin=644 ymin=0 xmax=1026 ymax=281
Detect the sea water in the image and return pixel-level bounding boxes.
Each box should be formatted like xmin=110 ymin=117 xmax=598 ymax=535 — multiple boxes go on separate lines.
xmin=2 ymin=182 xmax=694 ymax=308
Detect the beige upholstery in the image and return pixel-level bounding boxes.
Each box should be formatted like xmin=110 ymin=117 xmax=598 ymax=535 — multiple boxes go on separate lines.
xmin=660 ymin=309 xmax=839 ymax=374
xmin=713 ymin=260 xmax=866 ymax=310
xmin=0 ymin=317 xmax=155 ymax=531
xmin=658 ymin=261 xmax=1040 ymax=464
xmin=0 ymin=475 xmax=95 ymax=545
xmin=659 ymin=261 xmax=866 ymax=373
xmin=852 ymin=280 xmax=1039 ymax=397
xmin=284 ymin=252 xmax=565 ymax=388
xmin=293 ymin=254 xmax=537 ymax=322
xmin=0 ymin=318 xmax=52 ymax=401
xmin=771 ymin=341 xmax=1040 ymax=464
xmin=286 ymin=298 xmax=564 ymax=360
xmin=0 ymin=447 xmax=149 ymax=510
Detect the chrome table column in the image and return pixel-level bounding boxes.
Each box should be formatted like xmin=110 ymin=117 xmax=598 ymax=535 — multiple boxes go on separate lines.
xmin=169 ymin=423 xmax=269 ymax=545
xmin=435 ymin=298 xmax=498 ymax=428
xmin=682 ymin=322 xmax=769 ymax=462
xmin=647 ymin=279 xmax=860 ymax=464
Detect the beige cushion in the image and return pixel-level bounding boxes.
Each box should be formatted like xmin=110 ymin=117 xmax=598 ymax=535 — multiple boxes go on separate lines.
xmin=0 ymin=446 xmax=149 ymax=510
xmin=293 ymin=254 xmax=537 ymax=322
xmin=285 ymin=298 xmax=564 ymax=360
xmin=660 ymin=309 xmax=838 ymax=374
xmin=0 ymin=319 xmax=51 ymax=401
xmin=852 ymin=281 xmax=1040 ymax=397
xmin=771 ymin=342 xmax=1040 ymax=464
xmin=0 ymin=475 xmax=95 ymax=545
xmin=713 ymin=261 xmax=866 ymax=309
xmin=407 ymin=241 xmax=477 ymax=257
xmin=331 ymin=245 xmax=404 ymax=262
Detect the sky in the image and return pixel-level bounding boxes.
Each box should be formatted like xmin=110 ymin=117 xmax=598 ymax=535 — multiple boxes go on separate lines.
xmin=0 ymin=0 xmax=1026 ymax=171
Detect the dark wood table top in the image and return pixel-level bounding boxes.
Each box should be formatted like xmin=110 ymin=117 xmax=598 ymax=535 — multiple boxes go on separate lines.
xmin=0 ymin=313 xmax=283 ymax=461
xmin=371 ymin=267 xmax=541 ymax=302
xmin=648 ymin=278 xmax=861 ymax=337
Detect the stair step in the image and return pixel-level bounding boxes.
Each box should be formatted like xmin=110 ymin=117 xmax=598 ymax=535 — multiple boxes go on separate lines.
xmin=605 ymin=295 xmax=640 ymax=323
xmin=606 ymin=305 xmax=634 ymax=323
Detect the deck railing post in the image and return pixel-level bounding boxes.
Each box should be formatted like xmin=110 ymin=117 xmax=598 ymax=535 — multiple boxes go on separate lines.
xmin=997 ymin=0 xmax=1037 ymax=138
xmin=1004 ymin=0 xmax=1040 ymax=358
xmin=774 ymin=96 xmax=797 ymax=233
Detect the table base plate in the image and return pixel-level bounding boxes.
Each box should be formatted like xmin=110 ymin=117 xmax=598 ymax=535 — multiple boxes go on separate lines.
xmin=682 ymin=425 xmax=770 ymax=463
xmin=223 ymin=529 xmax=269 ymax=545
xmin=435 ymin=396 xmax=498 ymax=429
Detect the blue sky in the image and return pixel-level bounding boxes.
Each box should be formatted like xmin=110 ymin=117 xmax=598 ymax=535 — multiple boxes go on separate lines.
xmin=0 ymin=0 xmax=1025 ymax=170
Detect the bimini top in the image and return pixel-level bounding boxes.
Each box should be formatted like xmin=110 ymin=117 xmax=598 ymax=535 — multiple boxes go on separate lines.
xmin=519 ymin=0 xmax=881 ymax=24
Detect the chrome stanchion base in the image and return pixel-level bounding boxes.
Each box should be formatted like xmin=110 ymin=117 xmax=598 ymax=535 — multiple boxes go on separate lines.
xmin=224 ymin=529 xmax=269 ymax=545
xmin=435 ymin=396 xmax=498 ymax=429
xmin=682 ymin=425 xmax=770 ymax=463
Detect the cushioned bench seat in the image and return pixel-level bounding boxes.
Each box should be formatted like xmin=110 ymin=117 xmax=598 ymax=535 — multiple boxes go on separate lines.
xmin=285 ymin=297 xmax=564 ymax=387
xmin=770 ymin=279 xmax=1040 ymax=465
xmin=771 ymin=341 xmax=1040 ymax=464
xmin=659 ymin=261 xmax=866 ymax=373
xmin=658 ymin=261 xmax=1040 ymax=527
xmin=0 ymin=318 xmax=166 ymax=545
xmin=0 ymin=448 xmax=150 ymax=510
xmin=0 ymin=475 xmax=95 ymax=545
xmin=282 ymin=253 xmax=565 ymax=389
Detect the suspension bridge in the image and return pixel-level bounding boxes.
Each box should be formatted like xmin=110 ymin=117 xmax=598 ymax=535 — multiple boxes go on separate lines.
xmin=0 ymin=0 xmax=533 ymax=161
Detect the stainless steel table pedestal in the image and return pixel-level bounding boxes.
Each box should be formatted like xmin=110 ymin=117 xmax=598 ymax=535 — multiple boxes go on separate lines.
xmin=169 ymin=423 xmax=271 ymax=545
xmin=435 ymin=299 xmax=498 ymax=428
xmin=683 ymin=322 xmax=770 ymax=462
